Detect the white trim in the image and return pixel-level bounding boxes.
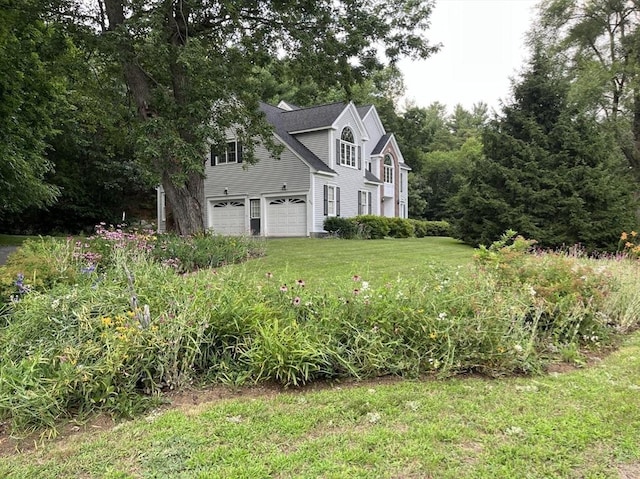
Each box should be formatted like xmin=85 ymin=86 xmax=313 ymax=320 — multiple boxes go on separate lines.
xmin=332 ymin=102 xmax=370 ymax=142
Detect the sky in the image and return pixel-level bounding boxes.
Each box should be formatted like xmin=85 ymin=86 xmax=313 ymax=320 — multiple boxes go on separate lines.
xmin=398 ymin=0 xmax=540 ymax=113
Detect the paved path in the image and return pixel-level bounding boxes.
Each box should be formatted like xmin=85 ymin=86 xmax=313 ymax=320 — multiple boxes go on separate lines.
xmin=0 ymin=246 xmax=18 ymax=266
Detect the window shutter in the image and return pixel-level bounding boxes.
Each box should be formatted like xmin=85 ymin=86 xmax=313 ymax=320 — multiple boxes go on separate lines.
xmin=323 ymin=185 xmax=328 ymax=216
xmin=357 ymin=191 xmax=362 ymax=215
xmin=336 ymin=187 xmax=341 ymax=217
xmin=336 ymin=139 xmax=341 ymax=166
xmin=357 ymin=146 xmax=362 ymax=170
xmin=237 ymin=142 xmax=243 ymax=164
xmin=368 ymin=192 xmax=372 ymax=215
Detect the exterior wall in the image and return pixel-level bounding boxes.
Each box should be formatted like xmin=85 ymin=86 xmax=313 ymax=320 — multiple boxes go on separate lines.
xmin=295 ymin=131 xmax=330 ymax=167
xmin=312 ymin=174 xmax=378 ymax=234
xmin=378 ymin=141 xmax=402 ymax=217
xmin=203 ymin=142 xmax=310 ymax=199
xmin=399 ymin=168 xmax=409 ymax=218
xmin=362 ymin=112 xmax=385 ymax=160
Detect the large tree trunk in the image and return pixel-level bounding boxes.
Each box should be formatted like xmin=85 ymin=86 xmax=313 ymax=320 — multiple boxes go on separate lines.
xmin=103 ymin=0 xmax=206 ymax=235
xmin=162 ymin=170 xmax=205 ymax=235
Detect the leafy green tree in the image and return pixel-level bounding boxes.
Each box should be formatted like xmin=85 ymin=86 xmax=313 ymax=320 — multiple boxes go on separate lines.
xmin=419 ymin=136 xmax=481 ymax=220
xmin=537 ymin=0 xmax=640 ymax=177
xmin=87 ymin=0 xmax=439 ymax=235
xmin=0 ymin=0 xmax=66 ymax=217
xmin=452 ymin=49 xmax=636 ymax=249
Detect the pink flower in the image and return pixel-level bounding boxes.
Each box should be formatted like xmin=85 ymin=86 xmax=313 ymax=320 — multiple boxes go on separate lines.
xmin=296 ymin=279 xmax=305 ymax=287
xmin=352 ymin=275 xmax=361 ymax=282
xmin=292 ymin=296 xmax=301 ymax=306
xmin=280 ymin=284 xmax=288 ymax=292
xmin=353 ymin=288 xmax=361 ymax=295
xmin=266 ymin=272 xmax=273 ymax=279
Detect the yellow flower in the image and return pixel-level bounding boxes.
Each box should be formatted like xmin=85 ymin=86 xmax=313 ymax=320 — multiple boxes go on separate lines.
xmin=621 ymin=232 xmax=628 ymax=241
xmin=632 ymin=231 xmax=638 ymax=237
xmin=101 ymin=316 xmax=112 ymax=327
xmin=429 ymin=332 xmax=437 ymax=339
xmin=127 ymin=311 xmax=135 ymax=318
xmin=626 ymin=242 xmax=634 ymax=249
xmin=498 ymin=347 xmax=505 ymax=353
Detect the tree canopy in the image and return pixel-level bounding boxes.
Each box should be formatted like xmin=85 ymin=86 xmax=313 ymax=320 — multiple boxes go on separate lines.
xmin=452 ymin=49 xmax=636 ymax=249
xmin=0 ymin=0 xmax=66 ymax=218
xmin=82 ymin=0 xmax=439 ymax=234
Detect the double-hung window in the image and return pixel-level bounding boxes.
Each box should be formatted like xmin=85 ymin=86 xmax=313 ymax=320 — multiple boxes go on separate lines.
xmin=358 ymin=190 xmax=372 ymax=215
xmin=324 ymin=185 xmax=340 ymax=216
xmin=384 ymin=154 xmax=394 ymax=183
xmin=339 ymin=127 xmax=357 ymax=168
xmin=211 ymin=141 xmax=243 ymax=165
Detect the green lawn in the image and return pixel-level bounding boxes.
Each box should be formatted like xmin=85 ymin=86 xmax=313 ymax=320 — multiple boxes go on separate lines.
xmin=234 ymin=236 xmax=472 ymax=282
xmin=1 ymin=237 xmax=640 ymax=478
xmin=0 ymin=234 xmax=31 ymax=246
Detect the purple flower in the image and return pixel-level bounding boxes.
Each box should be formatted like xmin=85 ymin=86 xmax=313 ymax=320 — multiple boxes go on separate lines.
xmin=280 ymin=284 xmax=288 ymax=292
xmin=352 ymin=275 xmax=361 ymax=282
xmin=292 ymin=296 xmax=301 ymax=306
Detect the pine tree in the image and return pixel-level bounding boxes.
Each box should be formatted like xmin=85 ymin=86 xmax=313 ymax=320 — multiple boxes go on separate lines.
xmin=452 ymin=49 xmax=636 ymax=250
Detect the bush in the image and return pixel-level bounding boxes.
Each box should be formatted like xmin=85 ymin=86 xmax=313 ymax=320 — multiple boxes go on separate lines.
xmin=323 ymin=217 xmax=358 ymax=239
xmin=424 ymin=220 xmax=451 ymax=237
xmin=354 ymin=215 xmax=390 ymax=239
xmin=388 ymin=217 xmax=415 ymax=238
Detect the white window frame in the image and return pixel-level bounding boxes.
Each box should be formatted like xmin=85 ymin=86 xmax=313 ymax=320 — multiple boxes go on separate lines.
xmin=327 ymin=185 xmax=336 ymax=216
xmin=215 ymin=141 xmax=242 ymax=165
xmin=340 ymin=127 xmax=357 ymax=168
xmin=358 ymin=190 xmax=369 ymax=215
xmin=384 ymin=154 xmax=394 ymax=183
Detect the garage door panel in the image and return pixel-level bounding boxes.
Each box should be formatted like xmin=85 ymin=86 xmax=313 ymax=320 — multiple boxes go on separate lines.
xmin=267 ymin=197 xmax=306 ymax=237
xmin=209 ymin=200 xmax=246 ymax=235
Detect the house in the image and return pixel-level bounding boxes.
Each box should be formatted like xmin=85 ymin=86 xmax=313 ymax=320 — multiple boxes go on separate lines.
xmin=157 ymin=100 xmax=410 ymax=236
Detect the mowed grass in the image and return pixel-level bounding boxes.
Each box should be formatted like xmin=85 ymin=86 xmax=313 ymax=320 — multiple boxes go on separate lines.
xmin=2 ymin=237 xmax=640 ymax=478
xmin=234 ymin=236 xmax=472 ymax=281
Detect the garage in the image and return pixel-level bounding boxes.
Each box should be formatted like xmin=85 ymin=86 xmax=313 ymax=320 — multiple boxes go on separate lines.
xmin=208 ymin=200 xmax=246 ymax=235
xmin=266 ymin=197 xmax=307 ymax=236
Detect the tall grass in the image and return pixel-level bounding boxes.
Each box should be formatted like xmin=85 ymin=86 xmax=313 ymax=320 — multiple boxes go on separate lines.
xmin=0 ymin=231 xmax=639 ymax=434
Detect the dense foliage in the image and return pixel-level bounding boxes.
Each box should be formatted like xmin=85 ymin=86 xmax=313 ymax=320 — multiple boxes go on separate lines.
xmin=0 ymin=0 xmax=65 ymax=217
xmin=1 ymin=232 xmax=639 ymax=433
xmin=452 ymin=50 xmax=637 ymax=249
xmin=323 ymin=216 xmax=451 ymax=239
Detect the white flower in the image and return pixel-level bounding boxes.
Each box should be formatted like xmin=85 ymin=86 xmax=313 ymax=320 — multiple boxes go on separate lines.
xmin=513 ymin=344 xmax=524 ymax=353
xmin=438 ymin=312 xmax=447 ymax=320
xmin=361 ymin=281 xmax=370 ymax=291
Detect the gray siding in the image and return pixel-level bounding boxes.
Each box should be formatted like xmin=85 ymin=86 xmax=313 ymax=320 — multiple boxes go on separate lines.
xmin=295 ymin=131 xmax=329 ymax=166
xmin=204 ymin=142 xmax=310 ymax=199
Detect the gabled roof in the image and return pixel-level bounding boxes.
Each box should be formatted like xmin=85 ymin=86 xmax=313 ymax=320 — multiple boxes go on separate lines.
xmin=259 ymin=102 xmax=335 ymax=174
xmin=279 ymin=102 xmax=347 ymax=133
xmin=357 ymin=105 xmax=374 ymax=119
xmin=371 ymin=133 xmax=393 ymax=155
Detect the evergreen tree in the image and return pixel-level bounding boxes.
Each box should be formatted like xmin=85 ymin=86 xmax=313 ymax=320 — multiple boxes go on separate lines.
xmin=452 ymin=49 xmax=636 ymax=250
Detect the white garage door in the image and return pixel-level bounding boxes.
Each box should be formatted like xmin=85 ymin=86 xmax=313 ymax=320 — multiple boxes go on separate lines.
xmin=267 ymin=197 xmax=307 ymax=236
xmin=209 ymin=200 xmax=246 ymax=235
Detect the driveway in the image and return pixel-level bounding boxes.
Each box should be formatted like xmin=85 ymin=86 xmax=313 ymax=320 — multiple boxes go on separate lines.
xmin=0 ymin=246 xmax=18 ymax=266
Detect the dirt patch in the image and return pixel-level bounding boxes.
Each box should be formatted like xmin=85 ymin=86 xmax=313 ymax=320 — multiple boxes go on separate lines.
xmin=618 ymin=462 xmax=640 ymax=478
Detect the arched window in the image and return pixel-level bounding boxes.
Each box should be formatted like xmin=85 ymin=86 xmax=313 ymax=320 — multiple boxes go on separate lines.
xmin=340 ymin=127 xmax=357 ymax=167
xmin=384 ymin=154 xmax=394 ymax=183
